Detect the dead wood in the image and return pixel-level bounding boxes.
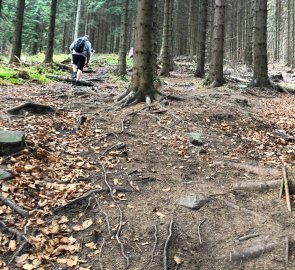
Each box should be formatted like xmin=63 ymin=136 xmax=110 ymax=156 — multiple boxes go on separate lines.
xmin=229 ymin=241 xmax=277 ymax=261
xmin=282 ymin=167 xmax=292 ymax=212
xmin=238 ymin=233 xmax=260 ymax=242
xmin=215 ymin=161 xmax=281 ymax=177
xmin=0 ymin=193 xmax=29 ymax=218
xmin=197 ymin=219 xmax=207 ymax=244
xmin=98 ymin=142 xmax=126 ymax=158
xmin=163 ymin=216 xmax=174 ymax=270
xmin=226 ymin=75 xmax=249 ymax=83
xmin=54 ymin=62 xmax=72 ymax=71
xmin=46 ymin=75 xmax=94 ymax=87
xmin=7 ymin=102 xmax=55 ymax=115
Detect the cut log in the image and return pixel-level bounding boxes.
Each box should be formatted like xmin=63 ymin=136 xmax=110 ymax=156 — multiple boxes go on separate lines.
xmin=0 ymin=170 xmax=14 ymax=181
xmin=46 ymin=75 xmax=94 ymax=87
xmin=0 ymin=130 xmax=25 ymax=155
xmin=7 ymin=102 xmax=55 ymax=115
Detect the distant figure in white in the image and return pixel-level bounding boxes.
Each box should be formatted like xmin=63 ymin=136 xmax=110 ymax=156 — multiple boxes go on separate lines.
xmin=128 ymin=47 xmax=134 ymax=58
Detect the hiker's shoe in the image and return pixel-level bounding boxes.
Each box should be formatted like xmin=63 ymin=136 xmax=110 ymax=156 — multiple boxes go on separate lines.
xmin=71 ymin=72 xmax=77 ymax=79
xmin=75 ymin=80 xmax=82 ymax=86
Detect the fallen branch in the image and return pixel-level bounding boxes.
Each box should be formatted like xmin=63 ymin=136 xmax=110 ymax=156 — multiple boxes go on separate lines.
xmin=229 ymin=241 xmax=276 ymax=261
xmin=46 ymin=75 xmax=94 ymax=87
xmin=233 ymin=180 xmax=284 ymax=193
xmin=0 ymin=193 xmax=29 ymax=218
xmin=164 ymin=216 xmax=174 ymax=270
xmin=147 ymin=225 xmax=158 ymax=270
xmin=282 ymin=166 xmax=292 ymax=212
xmin=197 ymin=219 xmax=207 ymax=244
xmin=238 ymin=233 xmax=260 ymax=242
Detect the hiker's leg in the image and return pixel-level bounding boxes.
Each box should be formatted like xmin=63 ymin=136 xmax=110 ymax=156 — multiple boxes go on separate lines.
xmin=77 ymin=69 xmax=83 ymax=81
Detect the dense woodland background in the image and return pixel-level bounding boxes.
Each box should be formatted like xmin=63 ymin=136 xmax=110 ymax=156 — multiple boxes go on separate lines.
xmin=1 ymin=0 xmax=295 ymax=66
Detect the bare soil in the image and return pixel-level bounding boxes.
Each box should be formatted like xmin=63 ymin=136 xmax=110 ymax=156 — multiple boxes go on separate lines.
xmin=0 ymin=61 xmax=295 ymax=270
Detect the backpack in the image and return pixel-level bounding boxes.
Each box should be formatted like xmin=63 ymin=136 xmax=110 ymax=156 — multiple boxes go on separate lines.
xmin=73 ymin=38 xmax=86 ymax=53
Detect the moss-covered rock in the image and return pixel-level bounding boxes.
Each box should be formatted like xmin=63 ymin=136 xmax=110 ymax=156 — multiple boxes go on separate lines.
xmin=0 ymin=130 xmax=25 ymax=155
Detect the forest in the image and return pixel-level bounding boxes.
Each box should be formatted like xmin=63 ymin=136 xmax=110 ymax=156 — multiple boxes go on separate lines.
xmin=0 ymin=0 xmax=295 ymax=269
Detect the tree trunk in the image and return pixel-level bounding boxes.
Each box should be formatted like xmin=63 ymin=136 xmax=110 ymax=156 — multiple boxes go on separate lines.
xmin=187 ymin=0 xmax=197 ymax=58
xmin=209 ymin=0 xmax=225 ymax=87
xmin=117 ymin=0 xmax=160 ymax=106
xmin=160 ymin=0 xmax=172 ymax=76
xmin=252 ymin=0 xmax=269 ymax=87
xmin=195 ymin=0 xmax=208 ymax=77
xmin=74 ymin=0 xmax=82 ymax=39
xmin=9 ymin=0 xmax=26 ymax=64
xmin=287 ymin=0 xmax=291 ymax=66
xmin=245 ymin=0 xmax=254 ymax=66
xmin=44 ymin=0 xmax=58 ymax=63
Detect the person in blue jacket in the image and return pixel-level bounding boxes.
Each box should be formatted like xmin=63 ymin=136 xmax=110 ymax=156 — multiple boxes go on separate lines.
xmin=69 ymin=35 xmax=92 ymax=86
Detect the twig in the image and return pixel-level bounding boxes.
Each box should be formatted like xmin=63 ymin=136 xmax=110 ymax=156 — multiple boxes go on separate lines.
xmin=282 ymin=166 xmax=292 ymax=212
xmin=164 ymin=216 xmax=174 ymax=270
xmin=147 ymin=225 xmax=158 ymax=270
xmin=238 ymin=233 xmax=260 ymax=241
xmin=197 ymin=219 xmax=207 ymax=244
xmin=0 ymin=193 xmax=29 ymax=218
xmin=99 ymin=238 xmax=105 ymax=270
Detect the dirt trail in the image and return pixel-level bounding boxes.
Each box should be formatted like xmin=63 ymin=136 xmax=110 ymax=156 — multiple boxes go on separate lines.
xmin=0 ymin=63 xmax=294 ymax=270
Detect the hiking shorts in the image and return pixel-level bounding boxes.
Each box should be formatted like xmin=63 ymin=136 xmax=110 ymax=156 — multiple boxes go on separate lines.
xmin=72 ymin=54 xmax=86 ymax=71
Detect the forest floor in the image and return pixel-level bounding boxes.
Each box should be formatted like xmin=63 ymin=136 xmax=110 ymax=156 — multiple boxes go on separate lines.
xmin=0 ymin=58 xmax=295 ymax=270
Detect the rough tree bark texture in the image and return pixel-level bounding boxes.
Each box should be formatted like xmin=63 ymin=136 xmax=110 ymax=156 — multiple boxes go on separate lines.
xmin=117 ymin=0 xmax=161 ymax=106
xmin=195 ymin=0 xmax=208 ymax=78
xmin=187 ymin=0 xmax=197 ymax=58
xmin=118 ymin=0 xmax=129 ymax=75
xmin=74 ymin=0 xmax=82 ymax=39
xmin=245 ymin=0 xmax=254 ymax=66
xmin=209 ymin=0 xmax=225 ymax=87
xmin=9 ymin=0 xmax=26 ymax=64
xmin=44 ymin=0 xmax=58 ymax=63
xmin=168 ymin=0 xmax=174 ymax=71
xmin=252 ymin=0 xmax=270 ymax=87
xmin=160 ymin=0 xmax=172 ymax=76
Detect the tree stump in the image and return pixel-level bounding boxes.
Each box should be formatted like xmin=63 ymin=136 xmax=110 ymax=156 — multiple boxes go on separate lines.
xmin=0 ymin=130 xmax=25 ymax=155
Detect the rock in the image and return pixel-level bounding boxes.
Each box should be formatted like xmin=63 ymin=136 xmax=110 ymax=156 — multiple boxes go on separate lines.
xmin=189 ymin=132 xmax=203 ymax=146
xmin=178 ymin=195 xmax=209 ymax=210
xmin=0 ymin=170 xmax=13 ymax=181
xmin=0 ymin=130 xmax=25 ymax=155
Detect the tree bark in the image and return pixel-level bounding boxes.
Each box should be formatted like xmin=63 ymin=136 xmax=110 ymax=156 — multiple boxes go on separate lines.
xmin=44 ymin=0 xmax=58 ymax=63
xmin=9 ymin=0 xmax=26 ymax=64
xmin=160 ymin=0 xmax=172 ymax=76
xmin=117 ymin=0 xmax=160 ymax=106
xmin=252 ymin=0 xmax=270 ymax=87
xmin=245 ymin=0 xmax=254 ymax=66
xmin=118 ymin=0 xmax=129 ymax=76
xmin=195 ymin=0 xmax=208 ymax=77
xmin=74 ymin=0 xmax=82 ymax=39
xmin=208 ymin=0 xmax=225 ymax=87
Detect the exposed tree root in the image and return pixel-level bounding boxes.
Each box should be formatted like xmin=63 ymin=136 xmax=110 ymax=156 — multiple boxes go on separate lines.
xmin=116 ymin=88 xmax=183 ymax=107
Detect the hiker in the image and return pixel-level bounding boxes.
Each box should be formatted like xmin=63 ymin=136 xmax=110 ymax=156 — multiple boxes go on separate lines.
xmin=69 ymin=35 xmax=92 ymax=86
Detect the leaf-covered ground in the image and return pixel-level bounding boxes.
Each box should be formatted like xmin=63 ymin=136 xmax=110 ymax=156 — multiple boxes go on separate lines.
xmin=0 ymin=60 xmax=295 ymax=270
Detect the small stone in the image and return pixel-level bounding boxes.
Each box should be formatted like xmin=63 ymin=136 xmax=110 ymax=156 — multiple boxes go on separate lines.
xmin=0 ymin=170 xmax=13 ymax=181
xmin=235 ymin=98 xmax=249 ymax=107
xmin=189 ymin=133 xmax=203 ymax=146
xmin=178 ymin=195 xmax=209 ymax=210
xmin=0 ymin=130 xmax=25 ymax=155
